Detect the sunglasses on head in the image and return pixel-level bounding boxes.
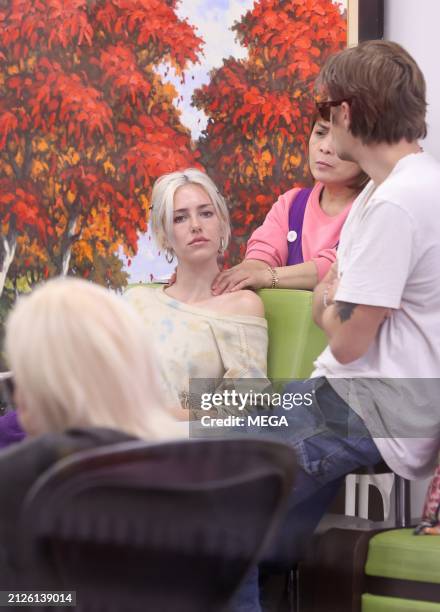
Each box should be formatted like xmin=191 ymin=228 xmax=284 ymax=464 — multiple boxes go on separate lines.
xmin=316 ymin=97 xmax=353 ymax=122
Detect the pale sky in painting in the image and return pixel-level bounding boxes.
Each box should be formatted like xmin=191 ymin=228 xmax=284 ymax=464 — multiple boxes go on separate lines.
xmin=160 ymin=0 xmax=255 ymax=140
xmin=124 ymin=0 xmax=347 ymax=282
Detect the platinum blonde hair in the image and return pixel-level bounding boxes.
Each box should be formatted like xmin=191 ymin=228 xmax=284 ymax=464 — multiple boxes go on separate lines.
xmin=150 ymin=168 xmax=231 ymax=251
xmin=5 ymin=277 xmax=179 ymax=440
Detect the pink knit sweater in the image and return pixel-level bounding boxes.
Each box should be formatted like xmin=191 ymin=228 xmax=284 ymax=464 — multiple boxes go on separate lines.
xmin=245 ymin=182 xmax=354 ymax=281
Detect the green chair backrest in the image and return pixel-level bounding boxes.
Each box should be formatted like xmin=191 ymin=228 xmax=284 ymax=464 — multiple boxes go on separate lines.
xmin=258 ymin=289 xmax=328 ymax=381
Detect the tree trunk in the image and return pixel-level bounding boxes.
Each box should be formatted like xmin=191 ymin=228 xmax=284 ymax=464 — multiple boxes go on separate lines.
xmin=61 ymin=244 xmax=73 ymax=276
xmin=0 ymin=232 xmax=17 ymax=298
xmin=59 ymin=212 xmax=80 ymax=276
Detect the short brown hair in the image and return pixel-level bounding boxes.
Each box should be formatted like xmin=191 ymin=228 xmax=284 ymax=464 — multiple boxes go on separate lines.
xmin=316 ymin=40 xmax=427 ymax=144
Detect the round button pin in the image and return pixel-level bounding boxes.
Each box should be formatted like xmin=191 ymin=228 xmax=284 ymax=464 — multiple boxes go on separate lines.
xmin=287 ymin=230 xmax=297 ymax=242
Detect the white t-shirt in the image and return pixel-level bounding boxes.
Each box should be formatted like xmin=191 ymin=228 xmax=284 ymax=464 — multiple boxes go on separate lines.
xmin=313 ymin=152 xmax=440 ymax=479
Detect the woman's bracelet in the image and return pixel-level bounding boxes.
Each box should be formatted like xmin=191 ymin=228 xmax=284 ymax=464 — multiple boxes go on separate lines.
xmin=267 ymin=266 xmax=279 ymax=289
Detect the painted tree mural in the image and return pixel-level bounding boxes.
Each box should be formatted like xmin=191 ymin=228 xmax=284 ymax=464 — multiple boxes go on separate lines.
xmin=0 ymin=0 xmax=203 ymax=297
xmin=194 ymin=0 xmax=347 ymax=262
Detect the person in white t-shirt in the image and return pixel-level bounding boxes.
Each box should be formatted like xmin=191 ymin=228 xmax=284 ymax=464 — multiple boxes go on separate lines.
xmin=311 ymin=40 xmax=440 ymax=480
xmin=231 ymin=40 xmax=440 ymax=612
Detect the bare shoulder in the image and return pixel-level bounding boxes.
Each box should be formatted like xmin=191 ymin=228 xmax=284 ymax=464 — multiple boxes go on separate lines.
xmin=222 ymin=289 xmax=265 ymax=318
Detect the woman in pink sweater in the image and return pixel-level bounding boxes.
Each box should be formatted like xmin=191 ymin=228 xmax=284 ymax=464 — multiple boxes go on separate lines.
xmin=212 ymin=118 xmax=368 ymax=293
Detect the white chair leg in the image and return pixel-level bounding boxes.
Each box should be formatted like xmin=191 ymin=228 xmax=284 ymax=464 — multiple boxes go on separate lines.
xmin=370 ymin=473 xmax=395 ymax=520
xmin=345 ymin=474 xmax=358 ymax=516
xmin=358 ymin=476 xmax=370 ymax=518
xmin=345 ymin=473 xmax=395 ymax=520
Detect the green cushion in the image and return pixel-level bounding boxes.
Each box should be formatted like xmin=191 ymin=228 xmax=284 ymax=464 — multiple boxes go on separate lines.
xmin=366 ymin=529 xmax=440 ymax=584
xmin=362 ymin=594 xmax=440 ymax=611
xmin=257 ymin=289 xmax=327 ymax=380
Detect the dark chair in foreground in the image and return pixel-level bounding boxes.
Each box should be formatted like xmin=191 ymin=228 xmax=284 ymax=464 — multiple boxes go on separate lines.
xmin=16 ymin=437 xmax=297 ymax=612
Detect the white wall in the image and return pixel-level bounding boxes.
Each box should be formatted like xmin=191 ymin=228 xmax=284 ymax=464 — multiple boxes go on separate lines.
xmin=385 ymin=0 xmax=439 ymax=516
xmin=385 ymin=0 xmax=440 ymax=158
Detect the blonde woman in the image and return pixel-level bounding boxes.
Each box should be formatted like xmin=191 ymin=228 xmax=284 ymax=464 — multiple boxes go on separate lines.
xmin=5 ymin=277 xmax=176 ymax=439
xmin=0 ymin=277 xmax=181 ymax=573
xmin=125 ymin=168 xmax=268 ymax=417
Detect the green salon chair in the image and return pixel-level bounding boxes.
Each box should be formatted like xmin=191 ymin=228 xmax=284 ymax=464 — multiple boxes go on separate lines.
xmin=257 ymin=288 xmax=328 ymax=381
xmin=361 ymin=528 xmax=440 ymax=612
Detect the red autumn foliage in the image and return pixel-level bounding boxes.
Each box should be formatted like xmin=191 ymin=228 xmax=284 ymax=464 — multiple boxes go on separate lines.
xmin=0 ymin=179 xmax=48 ymax=240
xmin=0 ymin=0 xmax=203 ymax=290
xmin=194 ymin=0 xmax=346 ymax=262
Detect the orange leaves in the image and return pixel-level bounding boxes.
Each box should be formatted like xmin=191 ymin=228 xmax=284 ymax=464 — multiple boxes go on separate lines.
xmin=0 ymin=179 xmax=48 ymax=240
xmin=295 ymin=37 xmax=312 ymax=50
xmin=56 ymin=165 xmax=149 ymax=255
xmin=6 ymin=75 xmax=22 ymax=91
xmin=0 ymin=0 xmax=92 ymax=60
xmin=0 ymin=111 xmax=18 ymax=149
xmin=29 ymin=61 xmax=113 ymax=146
xmin=313 ymin=4 xmax=327 ymax=17
xmin=122 ymin=127 xmax=200 ymax=190
xmin=261 ymin=9 xmax=279 ymax=29
xmin=244 ymin=89 xmax=266 ymax=106
xmin=94 ymin=0 xmax=203 ymax=70
xmin=233 ymin=0 xmax=346 ymax=82
xmin=99 ymin=46 xmax=151 ymax=104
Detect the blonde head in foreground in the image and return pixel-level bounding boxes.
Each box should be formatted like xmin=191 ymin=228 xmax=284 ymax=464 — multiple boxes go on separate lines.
xmin=5 ymin=277 xmax=178 ymax=440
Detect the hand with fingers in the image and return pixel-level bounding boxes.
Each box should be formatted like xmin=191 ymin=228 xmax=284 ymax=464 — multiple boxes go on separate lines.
xmin=211 ymin=259 xmax=272 ymax=295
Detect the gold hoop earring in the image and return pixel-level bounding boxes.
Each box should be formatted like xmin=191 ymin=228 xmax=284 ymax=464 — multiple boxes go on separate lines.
xmin=218 ymin=238 xmax=226 ymax=255
xmin=165 ymin=248 xmax=174 ymax=264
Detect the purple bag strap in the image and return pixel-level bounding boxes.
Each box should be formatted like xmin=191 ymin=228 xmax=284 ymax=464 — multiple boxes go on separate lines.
xmin=0 ymin=411 xmax=25 ymax=449
xmin=287 ymin=188 xmax=312 ymax=266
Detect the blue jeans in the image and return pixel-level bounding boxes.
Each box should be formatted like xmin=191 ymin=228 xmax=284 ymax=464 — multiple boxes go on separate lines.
xmin=228 ymin=377 xmax=381 ymax=612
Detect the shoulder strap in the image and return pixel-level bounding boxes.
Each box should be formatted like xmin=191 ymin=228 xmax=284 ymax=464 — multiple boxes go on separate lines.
xmin=287 ymin=188 xmax=312 ymax=266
